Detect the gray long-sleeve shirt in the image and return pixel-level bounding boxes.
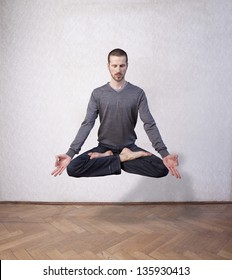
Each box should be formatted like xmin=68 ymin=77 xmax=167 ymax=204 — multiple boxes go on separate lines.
xmin=66 ymin=82 xmax=169 ymax=158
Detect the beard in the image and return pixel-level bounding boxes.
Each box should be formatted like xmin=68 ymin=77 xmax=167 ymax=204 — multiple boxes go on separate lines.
xmin=111 ymin=72 xmax=125 ymax=82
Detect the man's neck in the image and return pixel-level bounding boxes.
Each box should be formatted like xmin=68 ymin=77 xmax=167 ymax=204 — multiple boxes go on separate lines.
xmin=110 ymin=79 xmax=127 ymax=90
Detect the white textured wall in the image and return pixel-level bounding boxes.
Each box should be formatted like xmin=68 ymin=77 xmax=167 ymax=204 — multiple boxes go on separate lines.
xmin=1 ymin=0 xmax=232 ymax=202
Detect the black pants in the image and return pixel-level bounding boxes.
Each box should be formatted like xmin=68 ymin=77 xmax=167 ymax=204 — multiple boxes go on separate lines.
xmin=67 ymin=143 xmax=169 ymax=178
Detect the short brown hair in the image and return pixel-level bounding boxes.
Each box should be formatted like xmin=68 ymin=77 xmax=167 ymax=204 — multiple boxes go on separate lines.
xmin=108 ymin=48 xmax=128 ymax=64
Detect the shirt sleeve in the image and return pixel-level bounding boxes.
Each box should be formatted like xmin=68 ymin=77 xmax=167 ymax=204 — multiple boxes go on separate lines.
xmin=138 ymin=90 xmax=169 ymax=158
xmin=66 ymin=92 xmax=98 ymax=158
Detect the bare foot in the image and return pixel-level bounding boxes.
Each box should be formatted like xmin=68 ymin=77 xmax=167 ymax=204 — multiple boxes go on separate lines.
xmin=119 ymin=148 xmax=152 ymax=162
xmin=88 ymin=150 xmax=113 ymax=159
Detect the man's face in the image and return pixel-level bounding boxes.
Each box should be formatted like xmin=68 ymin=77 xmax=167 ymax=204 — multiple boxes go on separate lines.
xmin=108 ymin=55 xmax=128 ymax=82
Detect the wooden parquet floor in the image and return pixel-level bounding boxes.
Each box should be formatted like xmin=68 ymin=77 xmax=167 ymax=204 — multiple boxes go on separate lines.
xmin=0 ymin=203 xmax=232 ymax=260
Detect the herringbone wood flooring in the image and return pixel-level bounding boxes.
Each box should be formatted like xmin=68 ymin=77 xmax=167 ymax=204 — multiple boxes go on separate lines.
xmin=0 ymin=203 xmax=232 ymax=260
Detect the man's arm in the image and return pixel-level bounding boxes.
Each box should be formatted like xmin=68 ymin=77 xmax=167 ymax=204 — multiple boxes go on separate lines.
xmin=138 ymin=91 xmax=169 ymax=157
xmin=66 ymin=92 xmax=99 ymax=158
xmin=51 ymin=92 xmax=98 ymax=176
xmin=138 ymin=91 xmax=181 ymax=179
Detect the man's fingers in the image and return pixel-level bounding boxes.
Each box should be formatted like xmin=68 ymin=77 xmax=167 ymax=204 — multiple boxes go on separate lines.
xmin=169 ymin=167 xmax=176 ymax=177
xmin=51 ymin=168 xmax=59 ymax=176
xmin=163 ymin=155 xmax=181 ymax=179
xmin=51 ymin=166 xmax=64 ymax=177
xmin=174 ymin=155 xmax=179 ymax=165
xmin=55 ymin=156 xmax=60 ymax=167
xmin=58 ymin=167 xmax=65 ymax=176
xmin=170 ymin=167 xmax=181 ymax=179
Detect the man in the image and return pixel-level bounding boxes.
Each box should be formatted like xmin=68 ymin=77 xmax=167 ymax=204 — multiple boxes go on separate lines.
xmin=52 ymin=49 xmax=181 ymax=179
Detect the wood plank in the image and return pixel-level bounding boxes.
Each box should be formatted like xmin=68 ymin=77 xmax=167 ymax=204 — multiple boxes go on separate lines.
xmin=0 ymin=203 xmax=232 ymax=260
xmin=12 ymin=248 xmax=34 ymax=260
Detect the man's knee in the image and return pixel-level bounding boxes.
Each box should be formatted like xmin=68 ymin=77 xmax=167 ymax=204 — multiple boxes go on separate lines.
xmin=66 ymin=162 xmax=75 ymax=177
xmin=66 ymin=161 xmax=81 ymax=177
xmin=149 ymin=157 xmax=169 ymax=178
xmin=157 ymin=165 xmax=169 ymax=178
xmin=150 ymin=161 xmax=169 ymax=178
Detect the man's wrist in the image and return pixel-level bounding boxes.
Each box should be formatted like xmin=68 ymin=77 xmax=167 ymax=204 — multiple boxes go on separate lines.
xmin=66 ymin=148 xmax=76 ymax=159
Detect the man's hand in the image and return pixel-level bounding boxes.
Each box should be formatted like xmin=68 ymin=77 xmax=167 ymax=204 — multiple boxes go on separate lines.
xmin=51 ymin=154 xmax=71 ymax=177
xmin=163 ymin=154 xmax=181 ymax=179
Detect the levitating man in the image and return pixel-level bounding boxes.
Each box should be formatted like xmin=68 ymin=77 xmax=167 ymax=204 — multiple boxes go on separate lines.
xmin=52 ymin=49 xmax=181 ymax=179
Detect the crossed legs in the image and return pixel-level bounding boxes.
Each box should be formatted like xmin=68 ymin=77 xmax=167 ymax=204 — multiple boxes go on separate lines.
xmin=67 ymin=145 xmax=169 ymax=178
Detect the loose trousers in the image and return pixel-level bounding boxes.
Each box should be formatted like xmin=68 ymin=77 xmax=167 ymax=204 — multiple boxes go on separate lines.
xmin=67 ymin=144 xmax=169 ymax=178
